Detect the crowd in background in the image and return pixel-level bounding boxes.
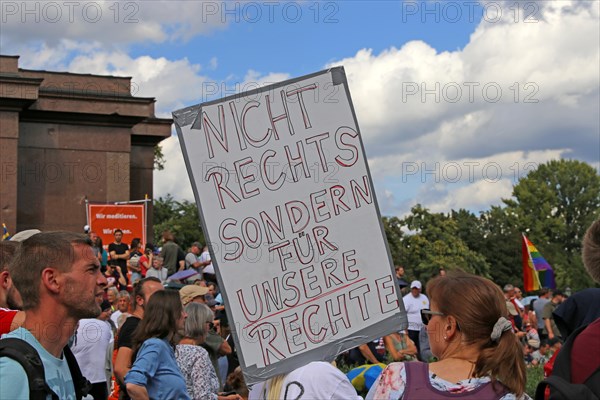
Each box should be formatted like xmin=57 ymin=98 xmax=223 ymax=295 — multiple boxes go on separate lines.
xmin=1 ymin=220 xmax=599 ymax=400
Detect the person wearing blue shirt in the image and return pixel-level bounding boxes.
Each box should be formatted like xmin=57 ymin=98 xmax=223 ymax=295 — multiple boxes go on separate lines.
xmin=0 ymin=232 xmax=107 ymax=400
xmin=125 ymin=290 xmax=190 ymax=400
xmin=1 ymin=327 xmax=76 ymax=399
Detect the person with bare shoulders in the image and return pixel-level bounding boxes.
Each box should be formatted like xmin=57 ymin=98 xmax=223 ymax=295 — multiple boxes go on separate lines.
xmin=384 ymin=329 xmax=418 ymax=362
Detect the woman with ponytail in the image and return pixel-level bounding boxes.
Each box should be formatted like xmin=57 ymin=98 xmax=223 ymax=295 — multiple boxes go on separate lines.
xmin=367 ymin=271 xmax=529 ymax=399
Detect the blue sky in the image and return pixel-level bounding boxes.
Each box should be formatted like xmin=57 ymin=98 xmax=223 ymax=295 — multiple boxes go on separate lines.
xmin=3 ymin=0 xmax=599 ymax=217
xmin=151 ymin=1 xmax=477 ymax=75
xmin=127 ymin=1 xmax=482 ymax=93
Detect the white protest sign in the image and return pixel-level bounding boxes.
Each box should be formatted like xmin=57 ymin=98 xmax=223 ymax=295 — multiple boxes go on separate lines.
xmin=173 ymin=67 xmax=407 ymax=383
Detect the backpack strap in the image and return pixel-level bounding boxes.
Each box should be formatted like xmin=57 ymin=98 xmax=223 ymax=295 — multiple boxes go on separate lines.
xmin=0 ymin=337 xmax=93 ymax=400
xmin=584 ymin=368 xmax=600 ymax=397
xmin=0 ymin=337 xmax=58 ymax=400
xmin=63 ymin=344 xmax=92 ymax=400
xmin=535 ymin=376 xmax=599 ymax=400
xmin=534 ymin=322 xmax=600 ymax=400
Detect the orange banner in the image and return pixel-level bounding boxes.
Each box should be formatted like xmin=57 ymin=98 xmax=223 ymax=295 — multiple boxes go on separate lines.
xmin=88 ymin=204 xmax=146 ymax=248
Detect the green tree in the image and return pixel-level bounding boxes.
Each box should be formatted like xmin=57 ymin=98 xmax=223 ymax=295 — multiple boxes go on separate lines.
xmin=479 ymin=206 xmax=522 ymax=287
xmin=503 ymin=160 xmax=600 ymax=290
xmin=399 ymin=205 xmax=490 ymax=283
xmin=153 ymin=195 xmax=205 ymax=250
xmin=154 ymin=144 xmax=166 ymax=170
xmin=450 ymin=209 xmax=486 ymax=255
xmin=450 ymin=208 xmax=522 ymax=286
xmin=382 ymin=216 xmax=404 ymax=265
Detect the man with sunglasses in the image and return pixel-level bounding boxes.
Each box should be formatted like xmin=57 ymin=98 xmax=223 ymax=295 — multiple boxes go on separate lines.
xmin=402 ymin=280 xmax=429 ymax=359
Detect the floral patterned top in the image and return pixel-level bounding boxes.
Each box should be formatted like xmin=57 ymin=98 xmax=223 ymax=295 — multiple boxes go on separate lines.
xmin=366 ymin=362 xmax=531 ymax=400
xmin=176 ymin=344 xmax=220 ymax=400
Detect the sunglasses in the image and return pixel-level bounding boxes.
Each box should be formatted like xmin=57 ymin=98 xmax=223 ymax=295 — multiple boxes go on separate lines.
xmin=421 ymin=308 xmax=445 ymax=325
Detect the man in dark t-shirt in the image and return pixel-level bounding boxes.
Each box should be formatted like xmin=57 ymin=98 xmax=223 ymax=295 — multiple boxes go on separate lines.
xmin=347 ymin=338 xmax=386 ymax=365
xmin=108 ymin=229 xmax=129 ymax=279
xmin=114 ymin=277 xmax=163 ymax=399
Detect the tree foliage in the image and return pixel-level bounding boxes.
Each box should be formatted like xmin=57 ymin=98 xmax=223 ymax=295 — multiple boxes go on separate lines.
xmin=153 ymin=195 xmax=205 ymax=250
xmin=394 ymin=205 xmax=490 ymax=283
xmin=380 ymin=160 xmax=599 ymax=292
xmin=478 ymin=206 xmax=522 ymax=287
xmin=154 ymin=160 xmax=599 ymax=291
xmin=154 ymin=144 xmax=166 ymax=171
xmin=382 ymin=216 xmax=404 ymax=265
xmin=502 ymin=159 xmax=600 ymax=289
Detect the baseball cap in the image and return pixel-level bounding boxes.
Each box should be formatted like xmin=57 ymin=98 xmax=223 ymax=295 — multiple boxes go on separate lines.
xmin=191 ymin=242 xmax=202 ymax=248
xmin=410 ymin=280 xmax=422 ymax=289
xmin=506 ymin=301 xmax=519 ymax=316
xmin=179 ymin=285 xmax=209 ymax=305
xmin=10 ymin=229 xmax=41 ymax=242
xmin=527 ymin=339 xmax=540 ymax=349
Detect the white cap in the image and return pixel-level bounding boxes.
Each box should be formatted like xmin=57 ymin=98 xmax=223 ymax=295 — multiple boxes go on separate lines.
xmin=10 ymin=229 xmax=41 ymax=242
xmin=410 ymin=280 xmax=422 ymax=289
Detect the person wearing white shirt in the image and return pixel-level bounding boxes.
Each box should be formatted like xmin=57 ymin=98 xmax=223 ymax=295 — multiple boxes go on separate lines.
xmin=110 ymin=290 xmax=131 ymax=329
xmin=146 ymin=255 xmax=169 ymax=283
xmin=200 ymin=246 xmax=216 ymax=283
xmin=71 ymin=302 xmax=114 ymax=400
xmin=249 ymin=361 xmax=361 ymax=400
xmin=402 ymin=280 xmax=429 ymax=359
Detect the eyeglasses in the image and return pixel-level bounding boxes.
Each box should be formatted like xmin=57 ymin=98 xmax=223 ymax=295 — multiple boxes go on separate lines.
xmin=421 ymin=309 xmax=445 ymax=325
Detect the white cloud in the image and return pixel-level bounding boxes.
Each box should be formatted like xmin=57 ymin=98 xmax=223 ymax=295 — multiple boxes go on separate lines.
xmin=327 ymin=1 xmax=599 ymax=216
xmin=209 ymin=57 xmax=218 ymax=70
xmin=424 ymin=179 xmax=515 ymax=214
xmin=5 ymin=1 xmax=597 ymax=219
xmin=154 ymin=135 xmax=194 ymax=201
xmin=66 ymin=52 xmax=210 ymax=117
xmin=369 ymin=149 xmax=570 ymax=184
xmin=242 ymin=70 xmax=291 ymax=87
xmin=153 ymin=1 xmax=598 ymax=216
xmin=0 ymin=1 xmax=228 ymax=49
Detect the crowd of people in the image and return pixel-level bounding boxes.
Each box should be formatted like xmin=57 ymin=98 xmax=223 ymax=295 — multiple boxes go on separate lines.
xmin=0 ymin=219 xmax=598 ymax=400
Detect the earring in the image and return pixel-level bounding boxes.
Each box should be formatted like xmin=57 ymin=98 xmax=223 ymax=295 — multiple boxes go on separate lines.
xmin=443 ymin=335 xmax=448 ymax=341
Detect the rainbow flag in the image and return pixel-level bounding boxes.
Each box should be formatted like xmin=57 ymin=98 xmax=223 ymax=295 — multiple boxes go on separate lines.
xmin=522 ymin=234 xmax=556 ymax=292
xmin=1 ymin=223 xmax=10 ymax=241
